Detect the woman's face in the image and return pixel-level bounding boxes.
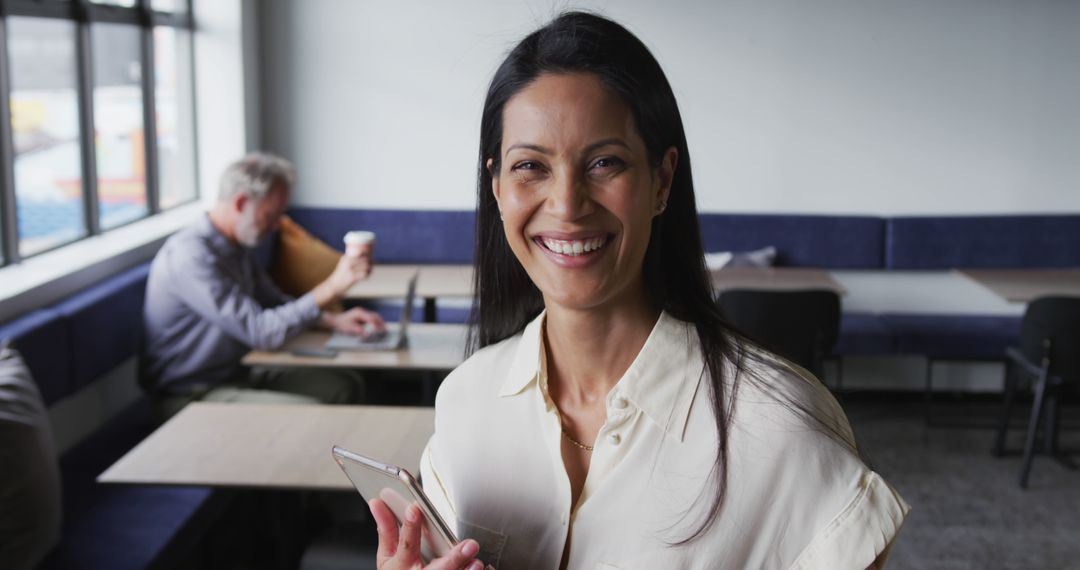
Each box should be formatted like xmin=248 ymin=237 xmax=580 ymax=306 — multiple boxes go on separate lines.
xmin=490 ymin=72 xmax=676 ymax=313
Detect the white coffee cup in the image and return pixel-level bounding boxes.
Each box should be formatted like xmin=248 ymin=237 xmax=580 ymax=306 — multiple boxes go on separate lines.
xmin=343 ymin=231 xmax=376 ymax=257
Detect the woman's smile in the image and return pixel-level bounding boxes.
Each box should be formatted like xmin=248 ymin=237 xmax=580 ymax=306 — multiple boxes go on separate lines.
xmin=532 ymin=232 xmax=614 ymax=269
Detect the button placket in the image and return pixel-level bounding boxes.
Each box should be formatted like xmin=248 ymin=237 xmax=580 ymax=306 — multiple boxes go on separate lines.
xmin=600 ymin=394 xmax=635 ymax=452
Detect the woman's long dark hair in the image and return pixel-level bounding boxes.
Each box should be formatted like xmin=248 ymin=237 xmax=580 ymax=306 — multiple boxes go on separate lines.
xmin=467 ymin=11 xmax=842 ymax=544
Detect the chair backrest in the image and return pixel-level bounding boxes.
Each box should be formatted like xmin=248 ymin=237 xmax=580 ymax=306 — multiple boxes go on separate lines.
xmin=716 ymin=289 xmax=841 ymax=379
xmin=1020 ymin=296 xmax=1080 ymax=382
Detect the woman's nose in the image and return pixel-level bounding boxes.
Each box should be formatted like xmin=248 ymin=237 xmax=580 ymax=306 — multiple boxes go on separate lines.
xmin=545 ymin=171 xmax=591 ymax=221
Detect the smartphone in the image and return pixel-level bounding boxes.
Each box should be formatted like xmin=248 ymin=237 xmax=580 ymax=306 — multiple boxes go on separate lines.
xmin=290 ymin=347 xmax=338 ymax=358
xmin=331 ymin=446 xmax=459 ymax=561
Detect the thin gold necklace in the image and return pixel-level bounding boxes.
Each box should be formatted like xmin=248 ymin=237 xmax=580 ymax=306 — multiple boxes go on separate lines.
xmin=542 ymin=318 xmax=595 ymax=453
xmin=561 ymin=424 xmax=594 ymax=452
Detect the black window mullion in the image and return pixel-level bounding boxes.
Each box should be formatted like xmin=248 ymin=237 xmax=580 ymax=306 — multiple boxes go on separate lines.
xmin=138 ymin=0 xmax=159 ymax=214
xmin=0 ymin=17 xmax=20 ymax=265
xmin=74 ymin=0 xmax=100 ymax=236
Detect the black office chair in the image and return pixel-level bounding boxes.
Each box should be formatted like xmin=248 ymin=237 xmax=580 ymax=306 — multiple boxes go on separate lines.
xmin=992 ymin=296 xmax=1080 ymax=488
xmin=717 ymin=289 xmax=841 ymax=382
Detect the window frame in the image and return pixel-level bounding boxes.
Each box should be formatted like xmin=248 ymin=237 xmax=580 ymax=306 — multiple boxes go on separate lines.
xmin=0 ymin=0 xmax=196 ymax=266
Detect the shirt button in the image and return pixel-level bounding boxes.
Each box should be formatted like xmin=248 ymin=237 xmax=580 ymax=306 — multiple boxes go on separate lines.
xmin=611 ymin=397 xmax=628 ymax=410
xmin=609 ymin=433 xmax=621 ymax=446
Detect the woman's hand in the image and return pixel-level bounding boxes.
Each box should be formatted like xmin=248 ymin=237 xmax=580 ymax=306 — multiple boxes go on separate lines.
xmin=370 ymin=499 xmax=486 ymax=570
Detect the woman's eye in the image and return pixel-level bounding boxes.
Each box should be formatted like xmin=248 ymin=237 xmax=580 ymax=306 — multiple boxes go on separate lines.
xmin=591 ymin=157 xmax=625 ymax=170
xmin=512 ymin=160 xmax=541 ymax=171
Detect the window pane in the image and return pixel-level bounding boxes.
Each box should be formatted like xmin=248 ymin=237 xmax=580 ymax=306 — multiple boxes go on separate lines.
xmin=151 ymin=0 xmax=188 ymax=13
xmin=92 ymin=23 xmax=147 ymax=229
xmin=154 ymin=27 xmax=196 ymax=208
xmin=8 ymin=17 xmax=86 ymax=257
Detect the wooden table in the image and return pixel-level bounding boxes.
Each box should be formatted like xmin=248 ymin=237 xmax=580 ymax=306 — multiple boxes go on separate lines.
xmin=243 ymin=323 xmax=468 ymax=371
xmin=98 ymin=402 xmax=434 ymax=491
xmin=711 ymin=267 xmax=847 ymax=295
xmin=345 ymin=264 xmax=423 ymax=300
xmin=415 ymin=265 xmax=473 ymax=298
xmin=958 ymin=269 xmax=1080 ymax=303
xmin=346 ymin=264 xmax=473 ymax=321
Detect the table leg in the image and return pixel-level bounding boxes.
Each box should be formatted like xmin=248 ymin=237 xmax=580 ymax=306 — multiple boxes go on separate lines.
xmin=423 ymin=297 xmax=437 ymax=323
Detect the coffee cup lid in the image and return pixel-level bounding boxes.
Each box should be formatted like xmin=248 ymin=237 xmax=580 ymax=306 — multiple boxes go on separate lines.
xmin=344 ymin=231 xmax=376 ymax=245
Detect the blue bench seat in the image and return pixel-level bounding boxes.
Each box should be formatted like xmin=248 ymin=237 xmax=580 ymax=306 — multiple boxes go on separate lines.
xmin=39 ymin=398 xmax=224 ymax=570
xmin=1 ymin=263 xmax=224 ymax=568
xmin=881 ymin=314 xmax=1021 ymax=361
xmin=834 ymin=312 xmax=894 ymax=356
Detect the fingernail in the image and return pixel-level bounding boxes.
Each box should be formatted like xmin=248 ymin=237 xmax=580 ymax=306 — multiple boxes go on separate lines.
xmin=405 ymin=505 xmax=418 ymax=523
xmin=468 ymin=561 xmax=483 ymax=570
xmin=461 ymin=539 xmax=479 ymax=557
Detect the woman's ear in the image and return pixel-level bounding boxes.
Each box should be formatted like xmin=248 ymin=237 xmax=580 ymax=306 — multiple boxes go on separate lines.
xmin=487 ymin=158 xmax=502 ymax=206
xmin=654 ymin=147 xmax=678 ymax=214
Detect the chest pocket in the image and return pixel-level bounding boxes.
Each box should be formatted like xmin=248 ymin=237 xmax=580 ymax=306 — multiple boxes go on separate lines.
xmin=458 ymin=519 xmax=506 ymax=568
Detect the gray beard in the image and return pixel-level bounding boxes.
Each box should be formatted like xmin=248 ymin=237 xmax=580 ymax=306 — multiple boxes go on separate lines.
xmin=234 ymin=210 xmax=260 ymax=248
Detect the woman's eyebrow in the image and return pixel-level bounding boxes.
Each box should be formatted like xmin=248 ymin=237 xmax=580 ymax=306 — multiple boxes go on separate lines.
xmin=505 ymin=143 xmax=551 ymax=157
xmin=583 ymin=138 xmax=630 ymax=154
xmin=505 ymin=138 xmax=630 ymax=157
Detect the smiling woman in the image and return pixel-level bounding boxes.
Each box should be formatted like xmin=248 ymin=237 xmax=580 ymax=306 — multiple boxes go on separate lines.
xmin=490 ymin=72 xmax=677 ymax=313
xmin=367 ymin=11 xmax=909 ymax=570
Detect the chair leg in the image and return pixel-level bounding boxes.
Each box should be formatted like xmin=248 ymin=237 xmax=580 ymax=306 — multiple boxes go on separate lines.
xmin=1043 ymin=392 xmax=1077 ymax=470
xmin=1019 ymin=371 xmax=1049 ymax=488
xmin=1043 ymin=394 xmax=1057 ymax=454
xmin=993 ymin=361 xmax=1017 ymax=457
xmin=835 ymin=357 xmax=844 ymax=392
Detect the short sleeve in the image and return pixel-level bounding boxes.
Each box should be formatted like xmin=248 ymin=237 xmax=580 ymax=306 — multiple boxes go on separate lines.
xmin=790 ymin=471 xmax=910 ymax=570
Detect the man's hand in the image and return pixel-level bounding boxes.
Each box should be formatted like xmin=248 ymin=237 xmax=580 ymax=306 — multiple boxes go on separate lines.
xmin=320 ymin=307 xmax=386 ymax=336
xmin=312 ymin=246 xmax=373 ymax=308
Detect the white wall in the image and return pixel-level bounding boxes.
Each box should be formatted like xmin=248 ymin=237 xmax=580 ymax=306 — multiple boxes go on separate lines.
xmin=195 ymin=0 xmax=249 ymax=206
xmin=257 ymin=0 xmax=1080 ymax=215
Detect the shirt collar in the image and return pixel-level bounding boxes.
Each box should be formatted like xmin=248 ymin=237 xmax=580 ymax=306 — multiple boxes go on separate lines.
xmin=498 ymin=311 xmax=547 ymax=398
xmin=497 ymin=310 xmax=703 ymax=443
xmin=196 ymin=214 xmax=244 ymax=258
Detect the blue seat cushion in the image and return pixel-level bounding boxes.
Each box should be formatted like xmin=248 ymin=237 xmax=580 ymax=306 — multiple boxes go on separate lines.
xmin=886 ymin=215 xmax=1080 ymax=269
xmin=0 ymin=308 xmax=70 ymax=406
xmin=54 ymin=263 xmax=150 ymax=392
xmin=288 ymin=208 xmax=476 ymax=264
xmin=698 ymin=214 xmax=884 ymax=268
xmin=834 ymin=312 xmax=894 ymax=356
xmin=435 ymin=302 xmax=472 ymax=324
xmin=881 ymin=314 xmax=1021 ymax=360
xmin=41 ymin=398 xmax=221 ymax=570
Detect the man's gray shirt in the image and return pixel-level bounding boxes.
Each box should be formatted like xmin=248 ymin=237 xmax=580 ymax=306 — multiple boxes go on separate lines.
xmin=141 ymin=215 xmax=320 ymax=393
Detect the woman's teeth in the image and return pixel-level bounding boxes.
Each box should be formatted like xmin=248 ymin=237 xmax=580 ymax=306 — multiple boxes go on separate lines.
xmin=540 ymin=236 xmax=607 ymax=256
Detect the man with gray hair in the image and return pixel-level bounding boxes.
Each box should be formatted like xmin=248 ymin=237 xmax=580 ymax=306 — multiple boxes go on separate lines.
xmin=141 ymin=152 xmax=384 ymax=417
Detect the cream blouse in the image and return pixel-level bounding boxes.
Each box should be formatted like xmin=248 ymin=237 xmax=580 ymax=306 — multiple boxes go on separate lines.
xmin=420 ymin=311 xmax=909 ymax=569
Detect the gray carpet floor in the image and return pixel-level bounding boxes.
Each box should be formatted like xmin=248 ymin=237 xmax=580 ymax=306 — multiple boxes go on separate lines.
xmin=845 ymin=399 xmax=1080 ymax=570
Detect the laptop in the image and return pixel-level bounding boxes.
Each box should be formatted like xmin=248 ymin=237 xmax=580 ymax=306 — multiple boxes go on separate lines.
xmin=325 ymin=271 xmax=418 ymax=351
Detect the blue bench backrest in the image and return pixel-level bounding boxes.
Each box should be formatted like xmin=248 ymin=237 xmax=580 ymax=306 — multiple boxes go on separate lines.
xmin=0 ymin=262 xmax=150 ymax=404
xmin=289 ymin=208 xmax=476 ymax=264
xmin=0 ymin=308 xmax=71 ymax=406
xmin=886 ymin=215 xmax=1080 ymax=269
xmin=698 ymin=213 xmax=885 ymax=268
xmin=54 ymin=264 xmax=151 ymax=392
